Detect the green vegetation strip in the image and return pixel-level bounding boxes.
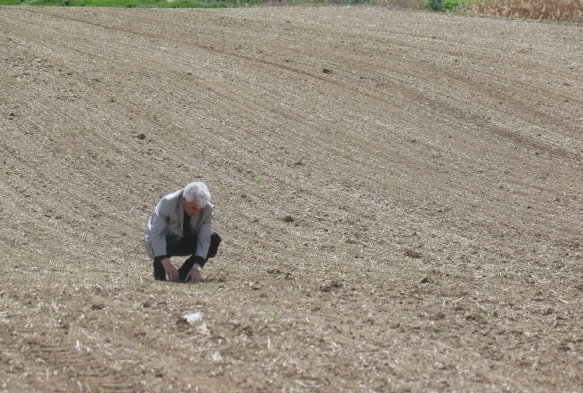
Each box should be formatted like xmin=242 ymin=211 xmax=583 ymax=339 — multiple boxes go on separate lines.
xmin=425 ymin=0 xmax=482 ymax=11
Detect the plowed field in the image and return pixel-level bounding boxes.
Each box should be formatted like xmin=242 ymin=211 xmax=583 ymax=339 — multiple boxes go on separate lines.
xmin=1 ymin=6 xmax=582 ymax=392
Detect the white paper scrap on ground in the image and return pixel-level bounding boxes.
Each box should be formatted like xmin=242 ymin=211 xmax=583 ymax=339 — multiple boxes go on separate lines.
xmin=183 ymin=312 xmax=203 ymax=324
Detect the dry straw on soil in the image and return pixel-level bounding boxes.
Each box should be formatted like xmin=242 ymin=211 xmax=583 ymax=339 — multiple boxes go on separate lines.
xmin=466 ymin=0 xmax=583 ymax=22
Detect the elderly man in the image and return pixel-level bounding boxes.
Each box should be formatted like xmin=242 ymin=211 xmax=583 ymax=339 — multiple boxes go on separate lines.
xmin=144 ymin=182 xmax=221 ymax=283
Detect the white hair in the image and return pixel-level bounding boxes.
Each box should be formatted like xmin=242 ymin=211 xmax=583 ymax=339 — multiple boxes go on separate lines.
xmin=183 ymin=182 xmax=211 ymax=206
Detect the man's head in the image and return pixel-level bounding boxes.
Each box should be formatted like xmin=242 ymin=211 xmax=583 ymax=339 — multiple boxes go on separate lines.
xmin=182 ymin=182 xmax=211 ymax=216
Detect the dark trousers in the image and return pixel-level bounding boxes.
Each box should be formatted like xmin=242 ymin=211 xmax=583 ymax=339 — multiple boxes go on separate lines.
xmin=153 ymin=232 xmax=221 ymax=281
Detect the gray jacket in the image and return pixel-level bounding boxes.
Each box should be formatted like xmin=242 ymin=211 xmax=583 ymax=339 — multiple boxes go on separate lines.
xmin=143 ymin=188 xmax=213 ymax=260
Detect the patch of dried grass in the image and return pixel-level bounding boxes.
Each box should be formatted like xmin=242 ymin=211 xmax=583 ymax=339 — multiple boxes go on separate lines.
xmin=465 ymin=0 xmax=583 ymax=22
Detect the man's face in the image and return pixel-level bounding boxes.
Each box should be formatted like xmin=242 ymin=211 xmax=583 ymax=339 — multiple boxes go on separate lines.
xmin=183 ymin=197 xmax=204 ymax=217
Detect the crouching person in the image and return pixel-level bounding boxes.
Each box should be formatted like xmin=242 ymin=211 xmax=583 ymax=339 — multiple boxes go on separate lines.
xmin=144 ymin=182 xmax=221 ymax=283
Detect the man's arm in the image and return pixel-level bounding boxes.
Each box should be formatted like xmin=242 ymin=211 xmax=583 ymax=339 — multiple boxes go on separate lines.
xmin=184 ymin=206 xmax=213 ymax=283
xmin=145 ymin=198 xmax=171 ymax=258
xmin=146 ymin=197 xmax=181 ymax=281
xmin=193 ymin=207 xmax=213 ymax=266
xmin=183 ymin=223 xmax=210 ymax=283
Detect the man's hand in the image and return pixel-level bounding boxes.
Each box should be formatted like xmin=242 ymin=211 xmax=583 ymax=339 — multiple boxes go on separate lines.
xmin=161 ymin=258 xmax=179 ymax=281
xmin=185 ymin=264 xmax=202 ymax=284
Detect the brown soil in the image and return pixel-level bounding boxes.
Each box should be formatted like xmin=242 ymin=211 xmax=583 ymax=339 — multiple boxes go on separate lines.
xmin=1 ymin=6 xmax=582 ymax=393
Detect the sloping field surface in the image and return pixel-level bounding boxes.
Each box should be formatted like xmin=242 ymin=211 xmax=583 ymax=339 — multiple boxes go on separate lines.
xmin=1 ymin=6 xmax=582 ymax=392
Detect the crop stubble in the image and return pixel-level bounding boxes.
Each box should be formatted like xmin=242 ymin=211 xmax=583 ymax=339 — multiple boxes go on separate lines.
xmin=0 ymin=6 xmax=582 ymax=393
